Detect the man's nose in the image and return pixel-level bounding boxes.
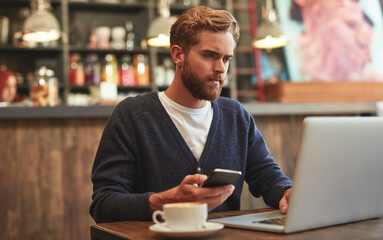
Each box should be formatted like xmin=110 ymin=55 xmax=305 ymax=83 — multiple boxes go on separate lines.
xmin=214 ymin=59 xmax=226 ymax=73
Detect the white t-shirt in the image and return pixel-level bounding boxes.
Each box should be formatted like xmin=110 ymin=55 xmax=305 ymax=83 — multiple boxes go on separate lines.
xmin=158 ymin=91 xmax=213 ymax=161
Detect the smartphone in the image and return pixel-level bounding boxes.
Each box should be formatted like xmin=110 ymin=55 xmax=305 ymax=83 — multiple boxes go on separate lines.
xmin=200 ymin=168 xmax=242 ymax=188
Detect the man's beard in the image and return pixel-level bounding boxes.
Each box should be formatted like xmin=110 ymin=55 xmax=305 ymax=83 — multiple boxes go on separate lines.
xmin=181 ymin=59 xmax=225 ymax=102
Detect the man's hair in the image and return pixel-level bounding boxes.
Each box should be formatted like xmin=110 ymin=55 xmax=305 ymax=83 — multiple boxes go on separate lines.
xmin=170 ymin=6 xmax=240 ymax=52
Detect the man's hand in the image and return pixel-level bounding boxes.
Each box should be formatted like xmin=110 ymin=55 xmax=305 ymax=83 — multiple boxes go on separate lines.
xmin=149 ymin=174 xmax=235 ymax=212
xmin=279 ymin=188 xmax=292 ymax=214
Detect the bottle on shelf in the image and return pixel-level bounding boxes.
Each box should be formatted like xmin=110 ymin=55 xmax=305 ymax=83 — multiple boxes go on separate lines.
xmin=101 ymin=54 xmax=119 ymax=85
xmin=30 ymin=66 xmax=58 ymax=106
xmin=96 ymin=26 xmax=111 ymax=49
xmin=164 ymin=58 xmax=175 ymax=86
xmin=122 ymin=0 xmax=138 ymax=4
xmin=119 ymin=54 xmax=136 ymax=86
xmin=0 ymin=16 xmax=9 ymax=45
xmin=155 ymin=58 xmax=175 ymax=87
xmin=111 ymin=26 xmax=125 ymax=50
xmin=207 ymin=0 xmax=221 ymax=8
xmin=125 ymin=21 xmax=135 ymax=51
xmin=84 ymin=54 xmax=101 ymax=85
xmin=69 ymin=53 xmax=85 ymax=86
xmin=154 ymin=64 xmax=166 ymax=87
xmin=87 ymin=29 xmax=98 ymax=49
xmin=133 ymin=54 xmax=150 ymax=86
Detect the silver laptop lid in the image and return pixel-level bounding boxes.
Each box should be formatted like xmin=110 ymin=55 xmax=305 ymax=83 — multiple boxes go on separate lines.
xmin=285 ymin=117 xmax=383 ymax=233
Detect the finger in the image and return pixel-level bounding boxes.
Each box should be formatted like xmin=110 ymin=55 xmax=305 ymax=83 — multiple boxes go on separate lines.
xmin=279 ymin=189 xmax=291 ymax=214
xmin=182 ymin=174 xmax=208 ymax=185
xmin=199 ymin=184 xmax=235 ymax=197
xmin=205 ymin=187 xmax=235 ymax=211
xmin=279 ymin=197 xmax=288 ymax=214
xmin=285 ymin=188 xmax=292 ymax=200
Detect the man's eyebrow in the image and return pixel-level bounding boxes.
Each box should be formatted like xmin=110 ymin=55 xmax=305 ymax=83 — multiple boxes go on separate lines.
xmin=201 ymin=49 xmax=233 ymax=58
xmin=201 ymin=49 xmax=219 ymax=55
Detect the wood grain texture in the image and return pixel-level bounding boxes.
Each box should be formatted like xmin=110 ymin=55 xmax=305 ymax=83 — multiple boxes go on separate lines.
xmin=0 ymin=118 xmax=107 ymax=240
xmin=254 ymin=115 xmax=306 ymax=178
xmin=0 ymin=114 xmax=348 ymax=239
xmin=265 ymin=82 xmax=383 ymax=103
xmin=91 ymin=209 xmax=383 ymax=240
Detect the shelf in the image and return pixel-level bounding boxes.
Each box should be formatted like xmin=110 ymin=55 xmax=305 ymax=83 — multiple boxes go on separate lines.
xmin=68 ymin=1 xmax=148 ymax=11
xmin=0 ymin=105 xmax=116 ymax=119
xmin=117 ymin=86 xmax=151 ymax=91
xmin=69 ymin=46 xmax=149 ymax=55
xmin=233 ymin=2 xmax=249 ymax=10
xmin=237 ymin=89 xmax=258 ymax=98
xmin=0 ymin=45 xmax=63 ymax=53
xmin=151 ymin=47 xmax=172 ymax=54
xmin=69 ymin=85 xmax=151 ymax=91
xmin=265 ymin=82 xmax=383 ymax=103
xmin=238 ymin=24 xmax=251 ymax=32
xmin=236 ymin=46 xmax=253 ymax=53
xmin=0 ymin=0 xmax=61 ymax=6
xmin=169 ymin=3 xmax=227 ymax=13
xmin=236 ymin=67 xmax=254 ymax=75
xmin=1 ymin=0 xmax=236 ymax=105
xmin=1 ymin=101 xmax=377 ymax=119
xmin=0 ymin=0 xmax=29 ymax=6
xmin=18 ymin=82 xmax=66 ymax=89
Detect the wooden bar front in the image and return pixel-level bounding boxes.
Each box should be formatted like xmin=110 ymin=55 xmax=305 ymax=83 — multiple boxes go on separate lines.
xmin=0 ymin=118 xmax=107 ymax=240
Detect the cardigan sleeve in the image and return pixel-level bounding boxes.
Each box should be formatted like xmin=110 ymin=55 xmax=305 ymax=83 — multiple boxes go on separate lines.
xmin=244 ymin=115 xmax=292 ymax=208
xmin=89 ymin=100 xmax=154 ymax=223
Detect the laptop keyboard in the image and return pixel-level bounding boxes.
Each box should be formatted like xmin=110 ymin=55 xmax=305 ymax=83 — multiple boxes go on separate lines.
xmin=252 ymin=217 xmax=286 ymax=225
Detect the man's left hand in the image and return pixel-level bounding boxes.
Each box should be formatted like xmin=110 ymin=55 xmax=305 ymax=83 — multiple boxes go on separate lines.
xmin=279 ymin=188 xmax=292 ymax=214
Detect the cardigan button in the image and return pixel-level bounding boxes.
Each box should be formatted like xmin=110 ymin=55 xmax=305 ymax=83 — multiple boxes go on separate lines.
xmin=197 ymin=167 xmax=201 ymax=173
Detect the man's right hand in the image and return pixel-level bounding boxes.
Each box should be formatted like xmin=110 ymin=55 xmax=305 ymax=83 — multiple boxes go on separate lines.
xmin=149 ymin=174 xmax=235 ymax=212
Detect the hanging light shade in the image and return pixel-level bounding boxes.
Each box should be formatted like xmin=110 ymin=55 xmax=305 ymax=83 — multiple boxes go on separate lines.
xmin=147 ymin=0 xmax=177 ymax=48
xmin=23 ymin=0 xmax=60 ymax=42
xmin=253 ymin=0 xmax=287 ymax=49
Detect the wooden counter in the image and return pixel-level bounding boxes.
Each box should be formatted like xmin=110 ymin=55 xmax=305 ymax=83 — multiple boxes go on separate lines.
xmin=91 ymin=209 xmax=383 ymax=240
xmin=0 ymin=102 xmax=378 ymax=119
xmin=0 ymin=103 xmax=378 ymax=240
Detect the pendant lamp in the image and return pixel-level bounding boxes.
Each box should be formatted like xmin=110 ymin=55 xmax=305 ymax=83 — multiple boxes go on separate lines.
xmin=147 ymin=0 xmax=177 ymax=48
xmin=23 ymin=0 xmax=60 ymax=43
xmin=253 ymin=0 xmax=287 ymax=49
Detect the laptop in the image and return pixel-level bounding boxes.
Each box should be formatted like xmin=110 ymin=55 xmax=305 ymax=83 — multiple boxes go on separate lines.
xmin=210 ymin=116 xmax=383 ymax=233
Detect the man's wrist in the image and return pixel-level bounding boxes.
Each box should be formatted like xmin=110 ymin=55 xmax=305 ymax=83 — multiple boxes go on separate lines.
xmin=149 ymin=192 xmax=165 ymax=212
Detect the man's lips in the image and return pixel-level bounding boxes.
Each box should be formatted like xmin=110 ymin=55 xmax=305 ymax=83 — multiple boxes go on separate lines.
xmin=209 ymin=79 xmax=220 ymax=86
xmin=210 ymin=77 xmax=223 ymax=85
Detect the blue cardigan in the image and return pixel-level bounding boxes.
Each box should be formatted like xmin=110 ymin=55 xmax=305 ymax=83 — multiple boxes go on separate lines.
xmin=90 ymin=92 xmax=292 ymax=223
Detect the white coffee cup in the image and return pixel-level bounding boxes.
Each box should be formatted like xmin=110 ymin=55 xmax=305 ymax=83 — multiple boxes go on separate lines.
xmin=152 ymin=202 xmax=208 ymax=231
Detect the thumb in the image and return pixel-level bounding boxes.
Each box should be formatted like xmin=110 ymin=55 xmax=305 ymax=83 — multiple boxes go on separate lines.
xmin=182 ymin=174 xmax=208 ymax=185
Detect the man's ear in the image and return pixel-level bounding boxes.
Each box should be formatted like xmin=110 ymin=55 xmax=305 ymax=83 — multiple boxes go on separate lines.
xmin=170 ymin=45 xmax=184 ymax=67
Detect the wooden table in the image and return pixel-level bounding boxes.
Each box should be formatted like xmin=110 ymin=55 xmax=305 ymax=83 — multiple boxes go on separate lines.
xmin=90 ymin=209 xmax=383 ymax=240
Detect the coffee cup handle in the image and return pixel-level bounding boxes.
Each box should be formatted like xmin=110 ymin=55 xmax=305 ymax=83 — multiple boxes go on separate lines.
xmin=152 ymin=210 xmax=165 ymax=225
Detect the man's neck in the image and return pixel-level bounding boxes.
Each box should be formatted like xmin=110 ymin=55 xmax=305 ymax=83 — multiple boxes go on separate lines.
xmin=164 ymin=78 xmax=207 ymax=109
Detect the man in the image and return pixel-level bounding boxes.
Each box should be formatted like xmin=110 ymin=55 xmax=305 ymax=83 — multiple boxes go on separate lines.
xmin=90 ymin=6 xmax=292 ymax=223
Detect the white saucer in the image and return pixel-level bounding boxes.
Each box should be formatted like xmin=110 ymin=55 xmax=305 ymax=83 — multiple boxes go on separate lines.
xmin=149 ymin=222 xmax=224 ymax=238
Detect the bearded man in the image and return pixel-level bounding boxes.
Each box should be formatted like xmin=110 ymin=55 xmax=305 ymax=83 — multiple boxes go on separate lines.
xmin=90 ymin=6 xmax=292 ymax=223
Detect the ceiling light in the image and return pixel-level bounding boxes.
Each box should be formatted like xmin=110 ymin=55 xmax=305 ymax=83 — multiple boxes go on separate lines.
xmin=147 ymin=0 xmax=177 ymax=48
xmin=23 ymin=0 xmax=60 ymax=43
xmin=253 ymin=0 xmax=287 ymax=49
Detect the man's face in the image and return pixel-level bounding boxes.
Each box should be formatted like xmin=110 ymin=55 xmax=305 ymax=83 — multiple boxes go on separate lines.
xmin=180 ymin=30 xmax=235 ymax=101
